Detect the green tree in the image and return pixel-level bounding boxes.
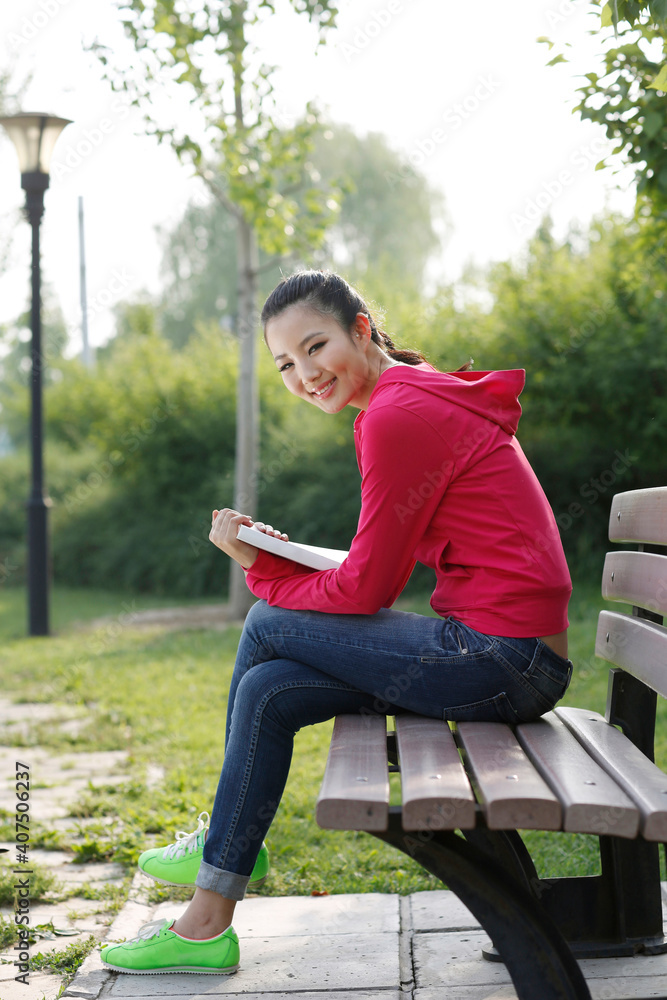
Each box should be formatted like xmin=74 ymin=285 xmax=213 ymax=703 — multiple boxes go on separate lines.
xmin=157 ymin=122 xmax=445 ymax=347
xmin=94 ymin=0 xmax=343 ymax=614
xmin=540 ymin=2 xmax=667 ymax=220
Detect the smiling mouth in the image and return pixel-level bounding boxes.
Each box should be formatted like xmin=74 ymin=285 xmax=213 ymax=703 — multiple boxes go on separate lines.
xmin=311 ymin=377 xmax=336 ymax=398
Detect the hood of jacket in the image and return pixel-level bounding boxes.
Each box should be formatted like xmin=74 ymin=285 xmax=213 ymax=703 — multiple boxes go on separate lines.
xmin=366 ymin=362 xmax=525 ymax=436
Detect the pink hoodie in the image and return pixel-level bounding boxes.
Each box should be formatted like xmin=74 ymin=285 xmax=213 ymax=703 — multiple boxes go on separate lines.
xmin=245 ymin=363 xmax=571 ymax=637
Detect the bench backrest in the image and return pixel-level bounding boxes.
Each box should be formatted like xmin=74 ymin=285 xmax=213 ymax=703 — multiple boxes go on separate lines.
xmin=595 ymin=487 xmax=667 ymax=753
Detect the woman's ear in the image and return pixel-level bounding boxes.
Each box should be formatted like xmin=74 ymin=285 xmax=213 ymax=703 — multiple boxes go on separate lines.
xmin=353 ymin=313 xmax=372 ymax=345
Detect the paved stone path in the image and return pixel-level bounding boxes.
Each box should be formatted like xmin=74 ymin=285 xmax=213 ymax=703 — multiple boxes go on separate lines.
xmin=73 ymin=603 xmax=233 ymax=634
xmin=67 ymin=884 xmax=667 ymax=1000
xmin=0 ymin=698 xmax=132 ymax=1000
xmin=3 ymin=694 xmax=667 ymax=1000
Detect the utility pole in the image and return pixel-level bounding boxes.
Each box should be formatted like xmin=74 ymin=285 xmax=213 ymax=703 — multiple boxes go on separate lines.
xmin=228 ymin=6 xmax=259 ymax=620
xmin=78 ymin=195 xmax=92 ymax=368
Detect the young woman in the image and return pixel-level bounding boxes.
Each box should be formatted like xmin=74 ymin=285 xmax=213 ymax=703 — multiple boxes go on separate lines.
xmin=101 ymin=269 xmax=572 ymax=976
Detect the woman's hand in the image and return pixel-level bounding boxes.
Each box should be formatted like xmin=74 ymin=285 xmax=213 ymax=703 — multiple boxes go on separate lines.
xmin=253 ymin=521 xmax=289 ymax=542
xmin=209 ymin=509 xmax=258 ymax=569
xmin=209 ymin=509 xmax=289 ymax=569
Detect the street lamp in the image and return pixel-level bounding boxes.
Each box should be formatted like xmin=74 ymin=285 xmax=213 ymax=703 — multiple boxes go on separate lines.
xmin=0 ymin=113 xmax=72 ymax=636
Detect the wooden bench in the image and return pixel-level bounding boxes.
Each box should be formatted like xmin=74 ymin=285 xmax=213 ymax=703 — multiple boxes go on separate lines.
xmin=315 ymin=486 xmax=667 ymax=1000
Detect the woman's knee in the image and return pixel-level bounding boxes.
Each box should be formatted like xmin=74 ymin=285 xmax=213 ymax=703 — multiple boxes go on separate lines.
xmin=243 ymin=598 xmax=291 ymax=636
xmin=231 ymin=663 xmax=321 ymax=735
xmin=243 ymin=598 xmax=269 ymax=633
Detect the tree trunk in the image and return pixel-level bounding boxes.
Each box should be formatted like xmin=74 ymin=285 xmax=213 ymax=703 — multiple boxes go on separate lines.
xmin=229 ymin=214 xmax=259 ymax=619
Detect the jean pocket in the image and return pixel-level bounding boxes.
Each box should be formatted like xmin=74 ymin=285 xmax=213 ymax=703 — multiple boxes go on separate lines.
xmin=443 ymin=691 xmax=520 ymax=725
xmin=522 ymin=647 xmax=573 ymax=707
xmin=424 ymin=619 xmax=494 ymax=661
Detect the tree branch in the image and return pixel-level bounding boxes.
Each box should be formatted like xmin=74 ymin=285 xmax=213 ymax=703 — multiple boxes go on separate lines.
xmin=197 ymin=170 xmax=243 ymax=220
xmin=255 ymin=250 xmax=296 ymax=276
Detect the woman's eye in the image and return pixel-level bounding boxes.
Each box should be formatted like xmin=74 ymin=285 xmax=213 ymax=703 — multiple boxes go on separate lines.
xmin=309 ymin=342 xmax=325 ymax=354
xmin=279 ymin=362 xmax=293 ymax=373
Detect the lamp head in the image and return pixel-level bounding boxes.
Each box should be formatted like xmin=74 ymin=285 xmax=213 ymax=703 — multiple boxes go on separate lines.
xmin=0 ymin=113 xmax=72 ymax=177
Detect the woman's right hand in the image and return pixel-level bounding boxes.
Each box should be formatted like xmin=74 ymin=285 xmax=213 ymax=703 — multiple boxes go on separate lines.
xmin=209 ymin=509 xmax=260 ymax=569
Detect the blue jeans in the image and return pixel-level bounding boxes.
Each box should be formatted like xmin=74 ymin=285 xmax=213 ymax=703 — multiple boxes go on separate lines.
xmin=196 ymin=600 xmax=572 ymax=900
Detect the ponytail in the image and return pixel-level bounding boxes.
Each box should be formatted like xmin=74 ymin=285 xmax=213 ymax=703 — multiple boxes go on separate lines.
xmin=376 ymin=329 xmax=427 ymax=366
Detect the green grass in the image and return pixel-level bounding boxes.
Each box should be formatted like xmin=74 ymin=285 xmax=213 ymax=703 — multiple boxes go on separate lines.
xmin=0 ymin=579 xmax=661 ymax=898
xmin=0 ymin=585 xmax=223 ymax=641
xmin=28 ymin=935 xmax=97 ymax=990
xmin=0 ymin=861 xmax=65 ymax=906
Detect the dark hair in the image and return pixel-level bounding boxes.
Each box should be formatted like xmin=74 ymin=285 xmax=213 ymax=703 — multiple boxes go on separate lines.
xmin=261 ymin=269 xmax=427 ymax=366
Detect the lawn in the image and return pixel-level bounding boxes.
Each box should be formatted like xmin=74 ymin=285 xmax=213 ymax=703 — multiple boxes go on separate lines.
xmin=1 ymin=579 xmax=663 ymax=904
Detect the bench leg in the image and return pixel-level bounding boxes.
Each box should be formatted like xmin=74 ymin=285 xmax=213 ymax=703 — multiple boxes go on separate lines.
xmin=372 ymin=809 xmax=591 ymax=1000
xmin=461 ymin=827 xmax=540 ymax=893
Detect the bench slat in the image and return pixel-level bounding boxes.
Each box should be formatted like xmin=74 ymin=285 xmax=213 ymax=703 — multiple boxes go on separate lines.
xmin=609 ymin=487 xmax=667 ymax=545
xmin=394 ymin=715 xmax=476 ymax=831
xmin=601 ymin=550 xmax=667 ymax=617
xmin=596 ymin=610 xmax=667 ymax=699
xmin=315 ymin=714 xmax=390 ymax=831
xmin=516 ymin=712 xmax=639 ymax=838
xmin=556 ymin=706 xmax=667 ymax=841
xmin=456 ymin=722 xmax=561 ymax=830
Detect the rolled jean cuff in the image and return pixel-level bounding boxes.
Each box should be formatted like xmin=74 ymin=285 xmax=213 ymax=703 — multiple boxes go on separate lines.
xmin=195 ymin=859 xmax=249 ymax=901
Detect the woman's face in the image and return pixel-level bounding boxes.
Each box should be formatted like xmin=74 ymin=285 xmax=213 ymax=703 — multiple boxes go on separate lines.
xmin=265 ymin=305 xmax=376 ymax=412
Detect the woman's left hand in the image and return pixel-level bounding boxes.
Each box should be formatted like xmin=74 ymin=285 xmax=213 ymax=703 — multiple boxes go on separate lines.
xmin=253 ymin=522 xmax=289 ymax=542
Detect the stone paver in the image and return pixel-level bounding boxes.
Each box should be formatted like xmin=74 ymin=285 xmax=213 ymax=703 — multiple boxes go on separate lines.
xmin=413 ymin=925 xmax=667 ymax=999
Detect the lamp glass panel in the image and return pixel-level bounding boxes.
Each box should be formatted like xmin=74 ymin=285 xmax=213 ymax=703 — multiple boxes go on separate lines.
xmin=0 ymin=114 xmax=72 ymax=173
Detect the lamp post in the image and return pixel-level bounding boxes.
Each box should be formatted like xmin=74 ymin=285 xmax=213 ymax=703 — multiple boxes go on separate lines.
xmin=0 ymin=113 xmax=72 ymax=636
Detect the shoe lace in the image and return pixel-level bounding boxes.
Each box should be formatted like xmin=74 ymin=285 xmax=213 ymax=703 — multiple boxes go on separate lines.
xmin=128 ymin=919 xmax=170 ymax=944
xmin=163 ymin=811 xmax=209 ymax=860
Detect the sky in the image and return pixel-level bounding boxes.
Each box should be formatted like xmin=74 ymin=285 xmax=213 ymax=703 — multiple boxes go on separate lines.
xmin=0 ymin=0 xmax=637 ymax=356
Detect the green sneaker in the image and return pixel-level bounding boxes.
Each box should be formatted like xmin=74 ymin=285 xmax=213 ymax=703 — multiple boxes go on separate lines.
xmin=138 ymin=811 xmax=270 ymax=890
xmin=101 ymin=918 xmax=239 ymax=975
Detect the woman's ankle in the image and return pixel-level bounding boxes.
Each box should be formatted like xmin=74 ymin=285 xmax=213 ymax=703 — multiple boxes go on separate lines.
xmin=172 ymin=915 xmax=229 ymax=940
xmin=172 ymin=888 xmax=236 ymax=940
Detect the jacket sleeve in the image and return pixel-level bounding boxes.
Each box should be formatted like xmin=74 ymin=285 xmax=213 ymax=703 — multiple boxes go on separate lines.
xmin=244 ymin=403 xmax=456 ymax=614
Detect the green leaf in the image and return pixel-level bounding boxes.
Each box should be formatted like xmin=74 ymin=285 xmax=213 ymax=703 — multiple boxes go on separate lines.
xmin=649 ymin=64 xmax=667 ymax=90
xmin=649 ymin=0 xmax=667 ymax=23
xmin=547 ymin=53 xmax=568 ymax=67
xmin=536 ymin=35 xmax=555 ymax=50
xmin=601 ymin=3 xmax=614 ymax=27
xmin=643 ymin=109 xmax=664 ymax=138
